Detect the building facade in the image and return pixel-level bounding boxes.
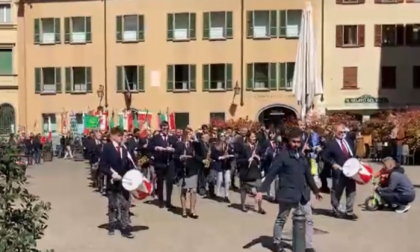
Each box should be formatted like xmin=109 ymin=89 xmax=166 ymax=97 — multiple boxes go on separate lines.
xmin=324 ymin=0 xmax=420 ymax=119
xmin=0 ymin=0 xmax=18 ymax=136
xmin=17 ymin=0 xmax=322 ymax=133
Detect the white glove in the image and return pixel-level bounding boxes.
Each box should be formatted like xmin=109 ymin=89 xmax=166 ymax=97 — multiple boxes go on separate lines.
xmin=111 ymin=172 xmax=122 ymax=181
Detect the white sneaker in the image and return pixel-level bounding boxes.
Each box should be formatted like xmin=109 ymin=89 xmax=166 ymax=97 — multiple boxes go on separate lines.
xmin=395 ymin=204 xmax=411 ymax=213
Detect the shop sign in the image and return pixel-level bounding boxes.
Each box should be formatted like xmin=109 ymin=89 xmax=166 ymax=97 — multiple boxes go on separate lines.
xmin=344 ymin=94 xmax=389 ymax=104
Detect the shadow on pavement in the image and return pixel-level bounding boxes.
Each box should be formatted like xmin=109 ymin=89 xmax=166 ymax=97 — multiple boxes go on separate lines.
xmin=242 ymin=235 xmax=292 ymax=251
xmin=97 ymin=223 xmax=149 ymax=232
xmin=312 ymin=208 xmax=334 ymax=217
xmin=413 ymin=184 xmax=420 ymax=188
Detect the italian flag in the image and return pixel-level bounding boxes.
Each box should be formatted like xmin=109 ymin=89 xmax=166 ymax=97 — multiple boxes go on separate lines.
xmin=118 ymin=110 xmax=133 ymax=131
xmin=158 ymin=111 xmax=175 ymax=129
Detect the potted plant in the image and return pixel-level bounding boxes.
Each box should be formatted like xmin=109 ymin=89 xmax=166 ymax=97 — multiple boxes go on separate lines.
xmin=0 ymin=143 xmax=51 ymax=251
xmin=42 ymin=141 xmax=53 ymax=162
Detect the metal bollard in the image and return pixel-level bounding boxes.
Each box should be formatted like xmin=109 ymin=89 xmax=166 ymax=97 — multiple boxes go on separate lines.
xmin=292 ymin=206 xmax=306 ymax=252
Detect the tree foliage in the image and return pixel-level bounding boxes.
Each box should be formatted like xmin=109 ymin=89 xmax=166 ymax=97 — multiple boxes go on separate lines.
xmin=0 ymin=143 xmax=52 ymax=252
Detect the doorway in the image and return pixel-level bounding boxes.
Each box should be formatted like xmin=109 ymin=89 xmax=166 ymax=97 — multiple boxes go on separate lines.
xmin=257 ymin=105 xmax=297 ymax=128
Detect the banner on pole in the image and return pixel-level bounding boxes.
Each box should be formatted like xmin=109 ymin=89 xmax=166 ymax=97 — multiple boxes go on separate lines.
xmin=84 ymin=115 xmax=99 ymax=129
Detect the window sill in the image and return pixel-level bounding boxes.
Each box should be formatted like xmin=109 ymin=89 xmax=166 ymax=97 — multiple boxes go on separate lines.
xmin=341 ymin=44 xmax=361 ymax=48
xmin=38 ymin=42 xmax=60 ymax=46
xmin=206 ymin=37 xmax=228 ymax=41
xmin=278 ymin=88 xmax=293 ymax=91
xmin=69 ymin=91 xmax=88 ymax=94
xmin=249 ymin=88 xmax=270 ymax=92
xmin=39 ymin=91 xmax=57 ymax=95
xmin=171 ymin=89 xmax=192 ymax=93
xmin=206 ymin=89 xmax=228 ymax=92
xmin=341 ymin=87 xmax=359 ymax=90
xmin=118 ymin=40 xmax=145 ymax=43
xmin=169 ymin=38 xmax=196 ymax=42
xmin=116 ymin=90 xmax=144 ymax=93
xmin=247 ymin=36 xmax=271 ymax=40
xmin=0 ymin=23 xmax=17 ymax=30
xmin=338 ymin=2 xmax=365 ymax=4
xmin=66 ymin=41 xmax=90 ymax=45
xmin=0 ymin=73 xmax=17 ymax=77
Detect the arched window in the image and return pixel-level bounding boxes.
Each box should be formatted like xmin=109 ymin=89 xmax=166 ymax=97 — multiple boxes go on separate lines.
xmin=0 ymin=103 xmax=16 ymax=136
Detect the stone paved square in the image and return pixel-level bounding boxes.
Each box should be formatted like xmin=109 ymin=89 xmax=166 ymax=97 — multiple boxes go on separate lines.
xmin=28 ymin=160 xmax=419 ymax=252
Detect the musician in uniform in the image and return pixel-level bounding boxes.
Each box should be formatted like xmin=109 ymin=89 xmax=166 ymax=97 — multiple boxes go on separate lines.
xmin=148 ymin=121 xmax=177 ymax=209
xmin=197 ymin=132 xmax=211 ymax=196
xmin=322 ymin=123 xmax=358 ymax=220
xmin=175 ymin=131 xmax=201 ymax=218
xmin=99 ymin=127 xmax=134 ymax=238
xmin=211 ymin=133 xmax=235 ymax=203
xmin=261 ymin=130 xmax=279 ymax=202
xmin=237 ymin=131 xmax=265 ymax=214
xmin=89 ymin=131 xmax=103 ymax=191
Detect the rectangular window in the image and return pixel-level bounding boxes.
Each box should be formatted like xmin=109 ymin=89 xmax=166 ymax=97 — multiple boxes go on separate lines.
xmin=116 ymin=65 xmax=145 ymax=92
xmin=0 ymin=49 xmax=12 ymax=74
xmin=407 ymin=0 xmax=420 ymax=3
xmin=380 ymin=66 xmax=397 ymax=89
xmin=335 ymin=25 xmax=365 ymax=47
xmin=342 ymin=67 xmax=358 ymax=89
xmin=210 ymin=112 xmax=225 ymax=122
xmin=202 ymin=64 xmax=233 ymax=91
xmin=167 ymin=13 xmax=196 ymax=41
xmin=247 ymin=10 xmax=277 ymax=39
xmin=405 ymin=24 xmax=420 ymax=46
xmin=0 ymin=4 xmax=11 ymax=24
xmin=279 ymin=10 xmax=302 ymax=38
xmin=42 ymin=113 xmax=58 ymax=135
xmin=413 ymin=66 xmax=420 ymax=89
xmin=65 ymin=67 xmax=92 ymax=93
xmin=278 ymin=62 xmax=295 ymax=90
xmin=374 ymin=24 xmax=404 ymax=47
xmin=174 ymin=112 xmax=189 ymax=129
xmin=34 ymin=18 xmax=61 ymax=44
xmin=116 ymin=15 xmax=144 ymax=42
xmin=64 ymin=16 xmax=92 ymax=44
xmin=35 ymin=67 xmax=62 ymax=94
xmin=167 ymin=64 xmax=196 ymax=92
xmin=203 ymin=11 xmax=233 ymax=40
xmin=246 ymin=63 xmax=277 ymax=90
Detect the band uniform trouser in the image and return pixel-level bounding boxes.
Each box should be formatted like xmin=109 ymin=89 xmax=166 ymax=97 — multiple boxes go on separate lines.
xmin=108 ymin=190 xmax=130 ymax=229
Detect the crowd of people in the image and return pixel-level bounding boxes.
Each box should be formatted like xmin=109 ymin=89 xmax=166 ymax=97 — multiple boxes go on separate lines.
xmin=9 ymin=118 xmax=416 ymax=252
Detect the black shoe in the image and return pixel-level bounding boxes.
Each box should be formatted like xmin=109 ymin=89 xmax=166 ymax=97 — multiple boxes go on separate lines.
xmin=166 ymin=204 xmax=176 ymax=211
xmin=121 ymin=229 xmax=134 ymax=239
xmin=158 ymin=201 xmax=165 ymax=209
xmin=189 ymin=212 xmax=199 ymax=219
xmin=344 ymin=213 xmax=358 ymax=221
xmin=305 ymin=248 xmax=316 ymax=252
xmin=107 ymin=224 xmax=115 ymax=236
xmin=224 ymin=197 xmax=231 ymax=203
xmin=274 ymin=243 xmax=286 ymax=252
xmin=258 ymin=209 xmax=266 ymax=215
xmin=241 ymin=206 xmax=248 ymax=213
xmin=319 ymin=187 xmax=330 ymax=194
xmin=332 ymin=211 xmax=344 ymax=219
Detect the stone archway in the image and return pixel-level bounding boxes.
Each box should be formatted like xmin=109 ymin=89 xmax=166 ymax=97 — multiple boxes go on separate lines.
xmin=256 ymin=103 xmax=298 ymax=127
xmin=0 ymin=103 xmax=16 ymax=136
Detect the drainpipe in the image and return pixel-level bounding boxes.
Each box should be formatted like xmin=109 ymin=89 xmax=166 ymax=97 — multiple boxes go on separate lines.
xmin=321 ymin=0 xmax=324 ymax=91
xmin=103 ymin=0 xmax=108 ymax=108
xmin=239 ymin=0 xmax=244 ymax=107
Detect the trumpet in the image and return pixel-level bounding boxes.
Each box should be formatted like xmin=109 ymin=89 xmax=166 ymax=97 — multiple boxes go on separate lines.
xmin=137 ymin=155 xmax=149 ymax=167
xmin=248 ymin=143 xmax=260 ymax=168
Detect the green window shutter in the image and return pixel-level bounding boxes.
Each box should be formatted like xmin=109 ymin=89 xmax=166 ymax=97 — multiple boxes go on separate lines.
xmin=202 ymin=64 xmax=209 ymax=91
xmin=35 ymin=68 xmax=41 ymax=93
xmin=85 ymin=17 xmax=92 ymax=42
xmin=137 ymin=65 xmax=144 ymax=91
xmin=117 ymin=66 xmax=123 ymax=92
xmin=116 ymin=16 xmax=123 ymax=42
xmin=278 ymin=63 xmax=286 ymax=89
xmin=246 ymin=11 xmax=253 ymax=38
xmin=279 ymin=10 xmax=287 ymax=37
xmin=64 ymin=18 xmax=70 ymax=43
xmin=0 ymin=50 xmax=13 ymax=74
xmin=167 ymin=14 xmax=174 ymax=41
xmin=269 ymin=11 xmax=278 ymax=38
xmin=225 ymin=12 xmax=233 ymax=39
xmin=65 ymin=67 xmax=72 ymax=93
xmin=189 ymin=64 xmax=196 ymax=91
xmin=225 ymin=63 xmax=233 ymax=90
xmin=166 ymin=65 xmax=174 ymax=92
xmin=86 ymin=67 xmax=92 ymax=93
xmin=54 ymin=18 xmax=61 ymax=43
xmin=269 ymin=63 xmax=277 ymax=90
xmin=203 ymin=12 xmax=210 ymax=40
xmin=246 ymin=63 xmax=253 ymax=90
xmin=55 ymin=67 xmax=62 ymax=93
xmin=34 ymin=19 xmax=40 ymax=44
xmin=189 ymin=13 xmax=196 ymax=40
xmin=138 ymin=15 xmax=145 ymax=41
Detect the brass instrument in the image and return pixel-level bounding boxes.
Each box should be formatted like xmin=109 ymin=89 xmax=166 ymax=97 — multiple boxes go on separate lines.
xmin=203 ymin=143 xmax=211 ymax=168
xmin=137 ymin=155 xmax=149 ymax=167
xmin=248 ymin=142 xmax=260 ymax=168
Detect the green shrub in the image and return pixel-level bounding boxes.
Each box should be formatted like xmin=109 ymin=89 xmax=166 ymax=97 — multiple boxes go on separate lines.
xmin=0 ymin=143 xmax=52 ymax=252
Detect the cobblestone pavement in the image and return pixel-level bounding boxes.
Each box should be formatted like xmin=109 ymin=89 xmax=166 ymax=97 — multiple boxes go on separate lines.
xmin=27 ymin=160 xmax=419 ymax=252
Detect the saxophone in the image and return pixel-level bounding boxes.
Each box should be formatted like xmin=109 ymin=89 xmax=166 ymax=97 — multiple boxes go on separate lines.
xmin=203 ymin=143 xmax=211 ymax=168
